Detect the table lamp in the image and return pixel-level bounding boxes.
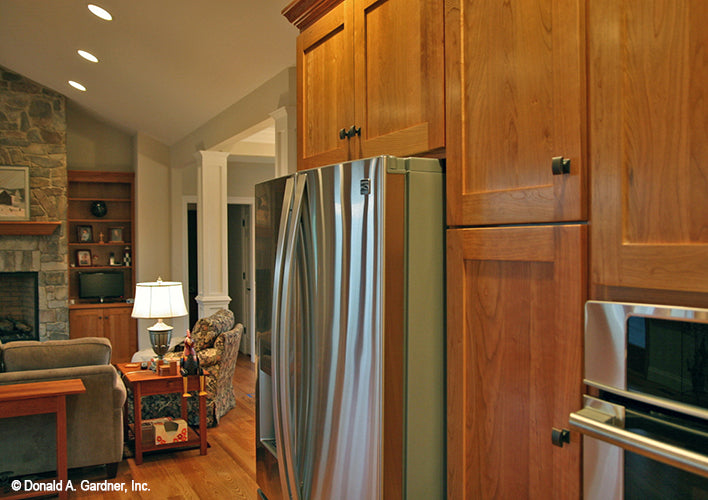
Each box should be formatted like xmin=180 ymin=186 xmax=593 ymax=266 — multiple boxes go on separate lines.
xmin=131 ymin=278 xmax=188 ymax=367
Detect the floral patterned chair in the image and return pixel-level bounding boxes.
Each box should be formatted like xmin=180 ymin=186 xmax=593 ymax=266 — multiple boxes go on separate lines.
xmin=125 ymin=309 xmax=243 ymax=427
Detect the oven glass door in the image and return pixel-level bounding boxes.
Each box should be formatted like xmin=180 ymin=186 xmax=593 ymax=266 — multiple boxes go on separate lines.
xmin=571 ymin=394 xmax=708 ymax=500
xmin=627 ymin=315 xmax=708 ymax=411
xmin=623 ymin=405 xmax=708 ymax=499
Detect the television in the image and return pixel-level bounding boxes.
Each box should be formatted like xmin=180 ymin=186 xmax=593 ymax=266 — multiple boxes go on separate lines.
xmin=78 ymin=271 xmax=125 ymax=302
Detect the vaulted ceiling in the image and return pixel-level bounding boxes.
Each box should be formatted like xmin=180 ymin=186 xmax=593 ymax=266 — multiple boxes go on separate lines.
xmin=0 ymin=1 xmax=297 ymax=146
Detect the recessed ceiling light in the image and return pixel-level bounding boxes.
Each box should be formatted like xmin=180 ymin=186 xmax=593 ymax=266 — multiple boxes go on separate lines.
xmin=77 ymin=50 xmax=99 ymax=63
xmin=69 ymin=81 xmax=87 ymax=92
xmin=88 ymin=4 xmax=112 ymax=21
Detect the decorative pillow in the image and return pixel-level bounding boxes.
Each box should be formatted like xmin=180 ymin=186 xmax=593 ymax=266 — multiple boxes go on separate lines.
xmin=190 ymin=323 xmax=218 ymax=351
xmin=190 ymin=309 xmax=234 ymax=351
xmin=197 ymin=347 xmax=221 ymax=368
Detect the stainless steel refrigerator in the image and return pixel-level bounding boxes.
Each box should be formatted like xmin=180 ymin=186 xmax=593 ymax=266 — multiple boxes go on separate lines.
xmin=254 ymin=156 xmax=445 ymax=500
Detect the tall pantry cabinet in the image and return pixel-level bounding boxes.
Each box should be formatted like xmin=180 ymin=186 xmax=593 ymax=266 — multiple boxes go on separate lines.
xmin=445 ymin=0 xmax=586 ymax=498
xmin=447 ymin=0 xmax=708 ymax=498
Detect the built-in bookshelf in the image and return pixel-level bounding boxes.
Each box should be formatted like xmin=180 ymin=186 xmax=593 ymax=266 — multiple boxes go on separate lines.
xmin=67 ymin=170 xmax=136 ymax=362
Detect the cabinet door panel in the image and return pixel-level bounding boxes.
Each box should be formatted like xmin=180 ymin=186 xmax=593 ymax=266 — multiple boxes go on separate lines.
xmin=297 ymin=1 xmax=355 ymax=170
xmin=446 ymin=0 xmax=586 ymax=225
xmin=103 ymin=308 xmax=137 ymax=363
xmin=354 ymin=0 xmax=444 ymax=158
xmin=69 ymin=309 xmax=104 ymax=338
xmin=590 ymin=0 xmax=708 ymax=293
xmin=447 ymin=225 xmax=585 ymax=499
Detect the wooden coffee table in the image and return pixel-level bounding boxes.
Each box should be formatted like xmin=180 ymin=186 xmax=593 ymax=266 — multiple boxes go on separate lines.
xmin=116 ymin=363 xmax=208 ymax=465
xmin=0 ymin=379 xmax=86 ymax=500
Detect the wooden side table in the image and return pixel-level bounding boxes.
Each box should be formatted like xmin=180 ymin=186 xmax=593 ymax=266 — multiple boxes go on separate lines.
xmin=0 ymin=379 xmax=86 ymax=500
xmin=116 ymin=363 xmax=208 ymax=465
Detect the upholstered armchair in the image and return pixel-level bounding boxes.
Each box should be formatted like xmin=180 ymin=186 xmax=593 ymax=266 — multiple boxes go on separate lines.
xmin=126 ymin=309 xmax=243 ymax=427
xmin=0 ymin=337 xmax=125 ymax=478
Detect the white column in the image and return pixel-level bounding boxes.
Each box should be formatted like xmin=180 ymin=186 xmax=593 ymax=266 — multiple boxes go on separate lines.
xmin=270 ymin=106 xmax=297 ymax=177
xmin=194 ymin=150 xmax=231 ymax=317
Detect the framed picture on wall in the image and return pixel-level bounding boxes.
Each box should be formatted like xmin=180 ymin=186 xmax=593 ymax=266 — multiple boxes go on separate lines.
xmin=76 ymin=249 xmax=92 ymax=267
xmin=0 ymin=166 xmax=30 ymax=221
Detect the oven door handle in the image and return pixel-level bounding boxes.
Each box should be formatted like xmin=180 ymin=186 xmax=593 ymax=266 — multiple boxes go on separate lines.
xmin=569 ymin=408 xmax=708 ymax=478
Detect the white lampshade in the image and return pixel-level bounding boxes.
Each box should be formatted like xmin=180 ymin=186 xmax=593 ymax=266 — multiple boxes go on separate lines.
xmin=131 ymin=278 xmax=188 ymax=319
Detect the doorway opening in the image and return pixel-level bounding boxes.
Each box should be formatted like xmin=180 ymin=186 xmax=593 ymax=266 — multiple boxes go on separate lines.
xmin=186 ymin=202 xmax=254 ymax=357
xmin=227 ymin=203 xmax=253 ymax=356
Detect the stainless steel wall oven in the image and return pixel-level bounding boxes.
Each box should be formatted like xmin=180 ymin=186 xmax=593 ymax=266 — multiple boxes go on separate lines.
xmin=570 ymin=301 xmax=708 ymax=499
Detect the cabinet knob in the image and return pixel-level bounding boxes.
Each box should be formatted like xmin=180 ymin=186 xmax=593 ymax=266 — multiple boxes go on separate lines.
xmin=339 ymin=126 xmax=362 ymax=140
xmin=551 ymin=427 xmax=571 ymax=447
xmin=552 ymin=156 xmax=571 ymax=175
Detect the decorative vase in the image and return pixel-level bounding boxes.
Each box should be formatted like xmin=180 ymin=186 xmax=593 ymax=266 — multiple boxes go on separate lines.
xmin=90 ymin=200 xmax=107 ymax=217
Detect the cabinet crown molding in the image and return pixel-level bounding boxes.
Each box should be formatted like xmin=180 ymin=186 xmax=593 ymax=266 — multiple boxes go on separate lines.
xmin=282 ymin=0 xmax=343 ymax=30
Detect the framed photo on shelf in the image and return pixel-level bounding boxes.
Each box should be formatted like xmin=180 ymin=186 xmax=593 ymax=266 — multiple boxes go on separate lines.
xmin=0 ymin=166 xmax=30 ymax=221
xmin=77 ymin=225 xmax=93 ymax=243
xmin=109 ymin=227 xmax=124 ymax=243
xmin=76 ymin=249 xmax=92 ymax=267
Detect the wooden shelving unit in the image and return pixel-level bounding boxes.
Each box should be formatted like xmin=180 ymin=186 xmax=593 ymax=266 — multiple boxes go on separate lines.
xmin=67 ymin=170 xmax=137 ymax=363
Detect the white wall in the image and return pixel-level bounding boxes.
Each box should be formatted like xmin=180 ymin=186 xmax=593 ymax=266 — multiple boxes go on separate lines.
xmin=134 ymin=132 xmax=173 ymax=349
xmin=169 ymin=67 xmax=296 ymax=168
xmin=169 ymin=67 xmax=295 ymax=332
xmin=227 ymin=160 xmax=275 ymax=197
xmin=66 ymin=100 xmax=133 ymax=171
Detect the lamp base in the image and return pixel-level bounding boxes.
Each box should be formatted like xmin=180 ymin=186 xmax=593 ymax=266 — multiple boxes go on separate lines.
xmin=148 ymin=320 xmax=173 ymax=368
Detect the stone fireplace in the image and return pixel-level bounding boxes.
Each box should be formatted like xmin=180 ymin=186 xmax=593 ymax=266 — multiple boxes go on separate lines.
xmin=0 ymin=67 xmax=69 ymax=341
xmin=0 ymin=271 xmax=39 ymax=342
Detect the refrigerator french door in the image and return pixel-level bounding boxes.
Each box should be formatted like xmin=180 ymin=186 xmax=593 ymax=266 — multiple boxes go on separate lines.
xmin=254 ymin=156 xmax=445 ymax=500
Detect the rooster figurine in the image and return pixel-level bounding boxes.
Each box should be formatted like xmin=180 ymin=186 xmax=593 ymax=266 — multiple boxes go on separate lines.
xmin=180 ymin=330 xmax=205 ymax=398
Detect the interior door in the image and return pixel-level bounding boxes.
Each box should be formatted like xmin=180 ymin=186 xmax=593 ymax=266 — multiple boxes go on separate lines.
xmin=241 ymin=207 xmax=252 ymax=355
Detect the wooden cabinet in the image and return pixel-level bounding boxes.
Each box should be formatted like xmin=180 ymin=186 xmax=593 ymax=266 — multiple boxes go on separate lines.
xmin=445 ymin=0 xmax=586 ymax=226
xmin=446 ymin=225 xmax=585 ymax=499
xmin=285 ymin=0 xmax=445 ymax=170
xmin=589 ymin=0 xmax=708 ymax=299
xmin=69 ymin=305 xmax=137 ymax=363
xmin=68 ymin=170 xmax=137 ymax=360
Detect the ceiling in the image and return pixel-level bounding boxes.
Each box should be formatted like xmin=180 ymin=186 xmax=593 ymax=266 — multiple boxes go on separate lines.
xmin=0 ymin=1 xmax=297 ymax=146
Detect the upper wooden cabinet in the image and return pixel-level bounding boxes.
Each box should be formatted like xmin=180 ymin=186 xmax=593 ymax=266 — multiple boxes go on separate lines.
xmin=284 ymin=0 xmax=445 ymax=170
xmin=590 ymin=0 xmax=708 ymax=296
xmin=445 ymin=0 xmax=587 ymax=226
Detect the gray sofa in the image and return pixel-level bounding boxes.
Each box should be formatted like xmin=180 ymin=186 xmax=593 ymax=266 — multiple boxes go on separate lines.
xmin=0 ymin=337 xmax=126 ymax=478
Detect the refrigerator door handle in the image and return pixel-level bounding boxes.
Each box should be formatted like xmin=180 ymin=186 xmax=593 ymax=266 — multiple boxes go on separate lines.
xmin=271 ymin=176 xmax=297 ymax=499
xmin=274 ymin=175 xmax=307 ymax=500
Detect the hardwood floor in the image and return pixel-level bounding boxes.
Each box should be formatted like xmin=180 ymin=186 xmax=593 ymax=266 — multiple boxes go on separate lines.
xmin=71 ymin=353 xmax=259 ymax=499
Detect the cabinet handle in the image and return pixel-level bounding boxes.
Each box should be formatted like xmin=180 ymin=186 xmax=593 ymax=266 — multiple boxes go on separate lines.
xmin=551 ymin=427 xmax=571 ymax=447
xmin=552 ymin=156 xmax=571 ymax=175
xmin=339 ymin=126 xmax=362 ymax=140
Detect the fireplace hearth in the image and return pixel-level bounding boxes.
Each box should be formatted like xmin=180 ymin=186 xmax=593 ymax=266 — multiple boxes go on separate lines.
xmin=0 ymin=272 xmax=39 ymax=343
